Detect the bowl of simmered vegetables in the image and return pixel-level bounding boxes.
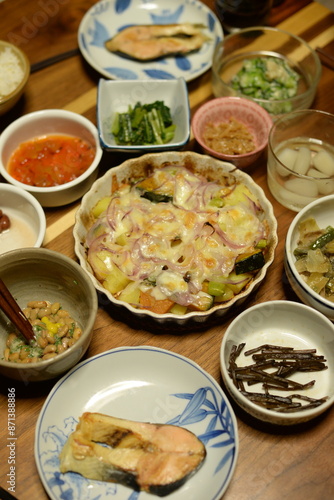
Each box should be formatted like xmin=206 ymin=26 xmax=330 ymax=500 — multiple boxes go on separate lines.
xmin=0 ymin=248 xmax=98 ymax=382
xmin=285 ymin=194 xmax=334 ymax=321
xmin=74 ymin=151 xmax=278 ymax=329
xmin=212 ymin=26 xmax=321 ymax=117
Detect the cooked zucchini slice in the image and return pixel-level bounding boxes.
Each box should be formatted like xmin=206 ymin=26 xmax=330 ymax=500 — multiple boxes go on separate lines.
xmin=139 ymin=190 xmax=173 ymax=203
xmin=235 ymin=251 xmax=265 ymax=275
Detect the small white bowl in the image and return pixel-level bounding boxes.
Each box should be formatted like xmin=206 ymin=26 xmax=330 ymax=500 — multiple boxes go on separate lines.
xmin=192 ymin=97 xmax=273 ymax=169
xmin=220 ymin=300 xmax=334 ymax=425
xmin=97 ymin=78 xmax=190 ymax=152
xmin=0 ymin=184 xmax=46 ymax=255
xmin=284 ymin=194 xmax=334 ymax=320
xmin=0 ymin=109 xmax=103 ymax=207
xmin=0 ymin=41 xmax=30 ymax=115
xmin=0 ymin=248 xmax=98 ymax=382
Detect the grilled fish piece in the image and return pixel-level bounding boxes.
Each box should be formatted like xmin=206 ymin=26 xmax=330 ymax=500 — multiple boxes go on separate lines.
xmin=59 ymin=412 xmax=206 ymax=497
xmin=105 ymin=23 xmax=210 ymax=61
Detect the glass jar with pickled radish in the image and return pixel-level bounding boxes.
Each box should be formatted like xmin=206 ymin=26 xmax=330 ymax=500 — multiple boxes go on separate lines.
xmin=267 ymin=110 xmax=334 ymax=212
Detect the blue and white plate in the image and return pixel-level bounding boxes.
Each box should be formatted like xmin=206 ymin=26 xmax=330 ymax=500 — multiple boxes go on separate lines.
xmin=78 ymin=0 xmax=223 ymax=82
xmin=35 ymin=346 xmax=238 ymax=500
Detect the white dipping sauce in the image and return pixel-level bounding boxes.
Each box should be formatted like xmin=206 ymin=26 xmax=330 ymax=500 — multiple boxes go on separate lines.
xmin=0 ymin=207 xmax=37 ymax=253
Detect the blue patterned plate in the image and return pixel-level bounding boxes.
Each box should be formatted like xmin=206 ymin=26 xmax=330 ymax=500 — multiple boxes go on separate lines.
xmin=78 ymin=0 xmax=223 ymax=82
xmin=35 ymin=346 xmax=238 ymax=500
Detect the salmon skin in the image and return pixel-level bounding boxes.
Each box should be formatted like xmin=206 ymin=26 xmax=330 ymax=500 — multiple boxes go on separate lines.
xmin=59 ymin=412 xmax=206 ymax=496
xmin=105 ymin=23 xmax=210 ymax=61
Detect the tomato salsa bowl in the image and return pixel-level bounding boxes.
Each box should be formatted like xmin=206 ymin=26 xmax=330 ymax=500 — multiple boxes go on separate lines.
xmin=0 ymin=109 xmax=103 ymax=207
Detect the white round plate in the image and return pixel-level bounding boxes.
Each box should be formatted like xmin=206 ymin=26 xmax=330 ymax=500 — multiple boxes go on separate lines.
xmin=78 ymin=0 xmax=223 ymax=82
xmin=35 ymin=346 xmax=238 ymax=500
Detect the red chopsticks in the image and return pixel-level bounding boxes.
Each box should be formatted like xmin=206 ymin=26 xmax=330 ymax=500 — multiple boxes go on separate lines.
xmin=0 ymin=278 xmax=35 ymax=343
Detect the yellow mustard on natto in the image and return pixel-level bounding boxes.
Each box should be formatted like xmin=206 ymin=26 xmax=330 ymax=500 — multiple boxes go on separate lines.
xmin=41 ymin=316 xmax=61 ymax=336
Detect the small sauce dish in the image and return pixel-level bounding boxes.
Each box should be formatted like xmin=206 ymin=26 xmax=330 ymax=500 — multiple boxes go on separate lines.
xmin=0 ymin=184 xmax=46 ymax=255
xmin=192 ymin=96 xmax=273 ymax=169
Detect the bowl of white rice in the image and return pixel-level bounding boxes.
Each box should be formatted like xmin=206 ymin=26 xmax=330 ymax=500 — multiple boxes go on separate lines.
xmin=0 ymin=41 xmax=30 ymax=115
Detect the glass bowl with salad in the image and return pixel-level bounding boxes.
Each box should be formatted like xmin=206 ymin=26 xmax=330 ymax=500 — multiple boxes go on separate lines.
xmin=97 ymin=78 xmax=190 ymax=152
xmin=285 ymin=194 xmax=334 ymax=322
xmin=212 ymin=26 xmax=321 ymax=117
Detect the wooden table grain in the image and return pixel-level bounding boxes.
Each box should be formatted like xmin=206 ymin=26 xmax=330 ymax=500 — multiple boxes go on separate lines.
xmin=1 ymin=1 xmax=334 ymax=499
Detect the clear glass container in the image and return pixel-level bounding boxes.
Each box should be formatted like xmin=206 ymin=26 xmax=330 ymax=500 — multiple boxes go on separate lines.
xmin=212 ymin=27 xmax=322 ymax=117
xmin=267 ymin=109 xmax=334 ymax=211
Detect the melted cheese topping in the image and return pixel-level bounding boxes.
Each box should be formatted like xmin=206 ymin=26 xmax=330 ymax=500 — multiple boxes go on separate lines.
xmin=87 ymin=166 xmax=269 ymax=309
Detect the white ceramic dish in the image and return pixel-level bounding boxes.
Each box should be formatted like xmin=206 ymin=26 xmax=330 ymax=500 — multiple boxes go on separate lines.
xmin=284 ymin=194 xmax=334 ymax=320
xmin=73 ymin=151 xmax=278 ymax=328
xmin=35 ymin=346 xmax=238 ymax=500
xmin=78 ymin=0 xmax=223 ymax=82
xmin=0 ymin=109 xmax=103 ymax=208
xmin=97 ymin=78 xmax=190 ymax=152
xmin=0 ymin=184 xmax=46 ymax=254
xmin=220 ymin=300 xmax=334 ymax=425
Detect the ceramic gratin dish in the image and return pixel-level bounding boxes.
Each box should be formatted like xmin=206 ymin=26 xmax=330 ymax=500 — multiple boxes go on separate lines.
xmin=73 ymin=151 xmax=278 ymax=328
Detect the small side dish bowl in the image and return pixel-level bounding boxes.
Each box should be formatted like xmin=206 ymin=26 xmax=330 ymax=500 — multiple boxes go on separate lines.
xmin=284 ymin=194 xmax=334 ymax=321
xmin=0 ymin=109 xmax=103 ymax=207
xmin=192 ymin=96 xmax=273 ymax=169
xmin=74 ymin=151 xmax=277 ymax=329
xmin=267 ymin=109 xmax=334 ymax=212
xmin=0 ymin=184 xmax=46 ymax=255
xmin=220 ymin=300 xmax=334 ymax=425
xmin=97 ymin=78 xmax=190 ymax=152
xmin=0 ymin=248 xmax=98 ymax=382
xmin=212 ymin=26 xmax=321 ymax=117
xmin=0 ymin=40 xmax=30 ymax=115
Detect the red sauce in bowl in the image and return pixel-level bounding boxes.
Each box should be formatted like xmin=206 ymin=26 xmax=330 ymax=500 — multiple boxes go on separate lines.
xmin=7 ymin=134 xmax=96 ymax=187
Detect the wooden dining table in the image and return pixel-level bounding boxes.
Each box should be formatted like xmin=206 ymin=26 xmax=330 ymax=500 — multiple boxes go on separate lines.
xmin=1 ymin=1 xmax=334 ymax=499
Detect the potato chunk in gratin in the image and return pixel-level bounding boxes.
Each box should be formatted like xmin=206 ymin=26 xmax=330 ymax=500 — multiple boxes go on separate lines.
xmin=85 ymin=165 xmax=270 ymax=314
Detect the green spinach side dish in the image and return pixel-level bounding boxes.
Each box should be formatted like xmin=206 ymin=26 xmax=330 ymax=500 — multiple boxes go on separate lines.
xmin=111 ymin=101 xmax=176 ymax=146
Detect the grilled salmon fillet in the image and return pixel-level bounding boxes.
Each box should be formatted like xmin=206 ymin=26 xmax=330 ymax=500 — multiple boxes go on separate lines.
xmin=59 ymin=412 xmax=206 ymax=496
xmin=105 ymin=23 xmax=210 ymax=61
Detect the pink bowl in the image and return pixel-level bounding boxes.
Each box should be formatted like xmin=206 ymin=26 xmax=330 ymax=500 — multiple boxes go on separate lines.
xmin=192 ymin=97 xmax=273 ymax=169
